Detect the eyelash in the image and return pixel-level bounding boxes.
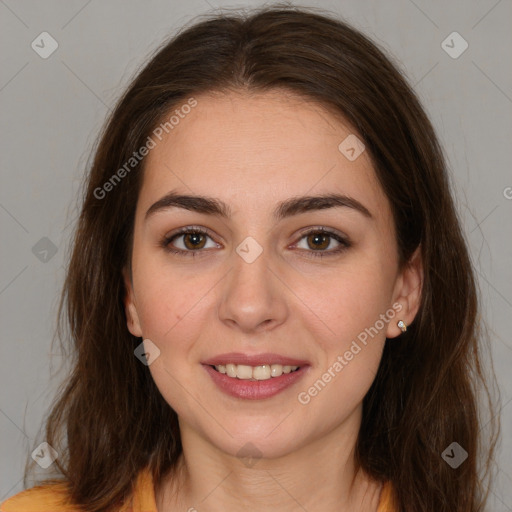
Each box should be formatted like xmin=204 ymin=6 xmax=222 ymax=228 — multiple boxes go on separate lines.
xmin=160 ymin=226 xmax=351 ymax=259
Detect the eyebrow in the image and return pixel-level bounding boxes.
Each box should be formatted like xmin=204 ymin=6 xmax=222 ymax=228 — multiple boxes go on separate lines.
xmin=145 ymin=191 xmax=373 ymax=221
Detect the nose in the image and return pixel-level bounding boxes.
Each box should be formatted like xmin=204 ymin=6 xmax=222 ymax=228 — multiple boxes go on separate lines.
xmin=217 ymin=240 xmax=289 ymax=334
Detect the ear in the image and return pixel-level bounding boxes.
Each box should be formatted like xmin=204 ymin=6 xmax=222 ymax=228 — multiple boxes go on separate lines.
xmin=386 ymin=246 xmax=423 ymax=339
xmin=122 ymin=266 xmax=143 ymax=338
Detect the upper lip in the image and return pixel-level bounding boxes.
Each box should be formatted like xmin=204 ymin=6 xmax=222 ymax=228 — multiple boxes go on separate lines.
xmin=202 ymin=352 xmax=309 ymax=367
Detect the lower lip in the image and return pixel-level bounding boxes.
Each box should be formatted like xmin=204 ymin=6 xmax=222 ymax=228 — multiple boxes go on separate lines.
xmin=202 ymin=364 xmax=308 ymax=400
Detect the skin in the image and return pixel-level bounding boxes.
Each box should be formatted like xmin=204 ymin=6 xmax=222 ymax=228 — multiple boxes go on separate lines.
xmin=123 ymin=89 xmax=423 ymax=511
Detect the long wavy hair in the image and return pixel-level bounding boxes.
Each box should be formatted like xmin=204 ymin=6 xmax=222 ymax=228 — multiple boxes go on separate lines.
xmin=25 ymin=4 xmax=499 ymax=511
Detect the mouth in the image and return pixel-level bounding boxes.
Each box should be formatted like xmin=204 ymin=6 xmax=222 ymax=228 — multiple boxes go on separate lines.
xmin=210 ymin=363 xmax=301 ymax=381
xmin=201 ymin=353 xmax=310 ymax=400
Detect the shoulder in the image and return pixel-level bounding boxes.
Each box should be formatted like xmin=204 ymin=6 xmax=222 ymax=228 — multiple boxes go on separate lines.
xmin=0 ymin=482 xmax=79 ymax=512
xmin=377 ymin=480 xmax=398 ymax=512
xmin=1 ymin=467 xmax=157 ymax=512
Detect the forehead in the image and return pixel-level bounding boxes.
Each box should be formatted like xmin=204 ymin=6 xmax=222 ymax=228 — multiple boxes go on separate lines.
xmin=139 ymin=89 xmax=390 ymax=222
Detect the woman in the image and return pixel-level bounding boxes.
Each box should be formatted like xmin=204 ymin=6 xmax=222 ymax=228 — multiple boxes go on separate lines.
xmin=1 ymin=5 xmax=498 ymax=512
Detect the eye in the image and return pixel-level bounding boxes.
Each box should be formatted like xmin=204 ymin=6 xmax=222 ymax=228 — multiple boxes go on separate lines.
xmin=160 ymin=226 xmax=351 ymax=259
xmin=294 ymin=228 xmax=351 ymax=258
xmin=161 ymin=227 xmax=219 ymax=256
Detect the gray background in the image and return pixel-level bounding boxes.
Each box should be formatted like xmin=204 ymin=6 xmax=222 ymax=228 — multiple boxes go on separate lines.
xmin=1 ymin=0 xmax=510 ymax=509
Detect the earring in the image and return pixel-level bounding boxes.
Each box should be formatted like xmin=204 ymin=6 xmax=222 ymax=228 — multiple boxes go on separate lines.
xmin=397 ymin=320 xmax=407 ymax=333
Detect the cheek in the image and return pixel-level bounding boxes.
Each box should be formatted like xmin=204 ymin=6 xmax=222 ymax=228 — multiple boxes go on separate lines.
xmin=292 ymin=259 xmax=394 ymax=410
xmin=295 ymin=271 xmax=390 ymax=418
xmin=134 ymin=271 xmax=209 ymax=414
xmin=133 ymin=257 xmax=213 ymax=341
xmin=313 ymin=258 xmax=395 ymax=404
xmin=299 ymin=263 xmax=394 ymax=349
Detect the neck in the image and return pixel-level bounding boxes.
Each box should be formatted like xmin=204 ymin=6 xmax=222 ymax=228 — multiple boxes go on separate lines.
xmin=155 ymin=408 xmax=383 ymax=512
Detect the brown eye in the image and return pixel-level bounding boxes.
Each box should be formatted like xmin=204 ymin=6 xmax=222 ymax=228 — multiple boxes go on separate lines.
xmin=162 ymin=227 xmax=218 ymax=256
xmin=183 ymin=232 xmax=207 ymax=250
xmin=295 ymin=228 xmax=351 ymax=258
xmin=306 ymin=232 xmax=330 ymax=251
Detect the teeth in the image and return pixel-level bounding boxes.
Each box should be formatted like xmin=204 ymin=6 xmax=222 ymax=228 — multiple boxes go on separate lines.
xmin=236 ymin=364 xmax=253 ymax=379
xmin=214 ymin=363 xmax=300 ymax=381
xmin=253 ymin=365 xmax=271 ymax=380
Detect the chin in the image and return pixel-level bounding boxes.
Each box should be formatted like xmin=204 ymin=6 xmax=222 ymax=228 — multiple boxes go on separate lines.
xmin=193 ymin=414 xmax=311 ymax=462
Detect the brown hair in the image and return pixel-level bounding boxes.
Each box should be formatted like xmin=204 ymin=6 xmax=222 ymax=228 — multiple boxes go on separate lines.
xmin=26 ymin=4 xmax=499 ymax=511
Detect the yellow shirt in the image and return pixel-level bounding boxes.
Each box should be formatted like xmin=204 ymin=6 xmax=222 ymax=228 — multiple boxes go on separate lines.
xmin=1 ymin=467 xmax=397 ymax=511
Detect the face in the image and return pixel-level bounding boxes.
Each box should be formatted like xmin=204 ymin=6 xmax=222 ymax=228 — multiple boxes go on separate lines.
xmin=124 ymin=90 xmax=422 ymax=460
